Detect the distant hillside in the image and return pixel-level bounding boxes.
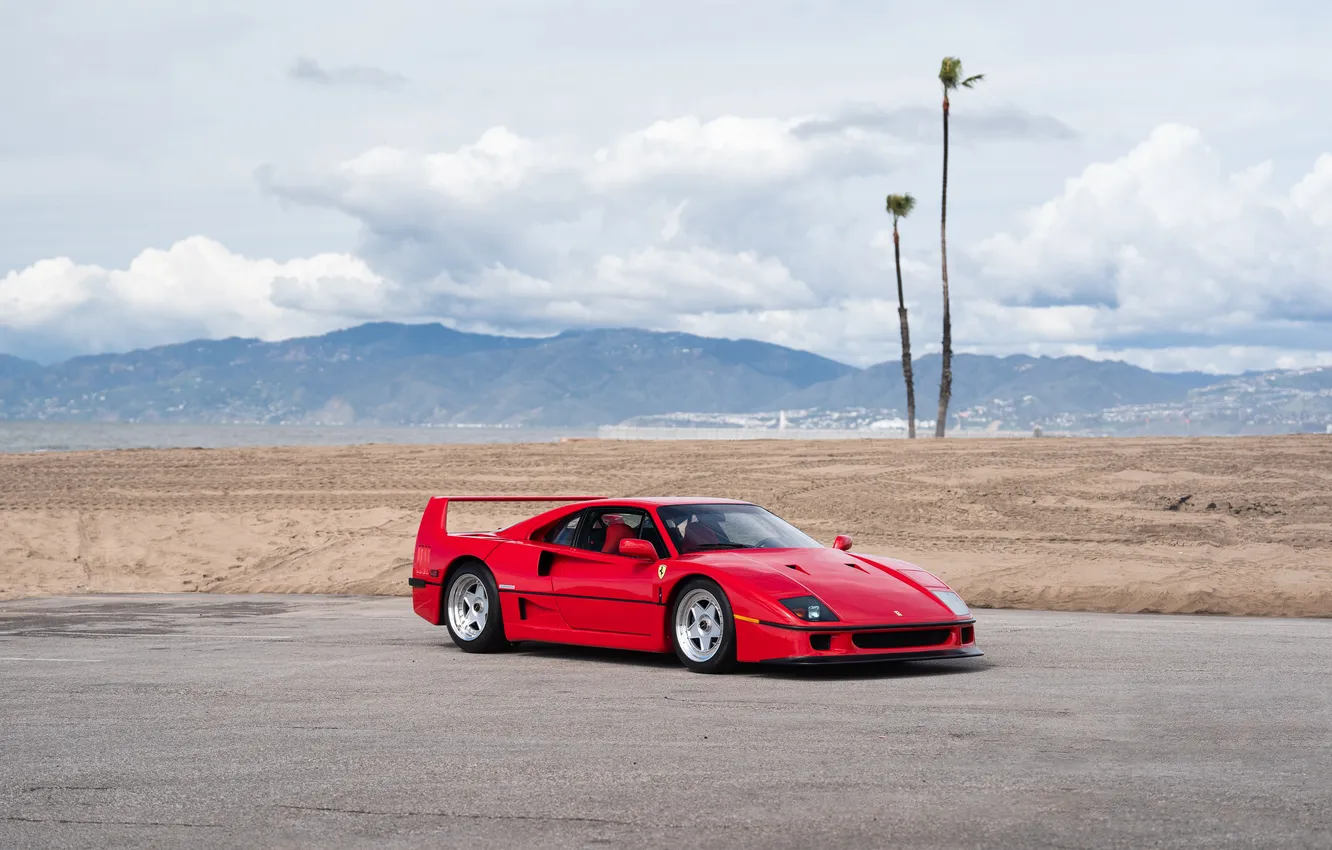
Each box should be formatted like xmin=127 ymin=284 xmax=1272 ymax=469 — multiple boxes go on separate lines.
xmin=0 ymin=324 xmax=854 ymax=426
xmin=779 ymin=353 xmax=1217 ymax=421
xmin=1158 ymin=366 xmax=1332 ymax=432
xmin=0 ymin=355 xmax=43 ymax=412
xmin=3 ymin=322 xmax=1320 ymax=431
xmin=0 ymin=354 xmax=42 ymax=377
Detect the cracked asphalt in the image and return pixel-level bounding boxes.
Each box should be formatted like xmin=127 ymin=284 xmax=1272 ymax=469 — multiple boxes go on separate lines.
xmin=1 ymin=594 xmax=1329 ymax=849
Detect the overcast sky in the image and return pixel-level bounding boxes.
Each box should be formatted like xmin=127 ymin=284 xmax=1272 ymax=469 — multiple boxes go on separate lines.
xmin=2 ymin=0 xmax=1330 ymax=371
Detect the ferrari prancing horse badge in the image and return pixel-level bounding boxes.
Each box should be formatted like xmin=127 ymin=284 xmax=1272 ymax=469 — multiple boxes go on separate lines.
xmin=657 ymin=564 xmax=667 ymax=580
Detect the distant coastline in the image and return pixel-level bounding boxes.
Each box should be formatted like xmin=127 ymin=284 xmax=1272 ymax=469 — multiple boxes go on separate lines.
xmin=0 ymin=422 xmax=595 ymax=454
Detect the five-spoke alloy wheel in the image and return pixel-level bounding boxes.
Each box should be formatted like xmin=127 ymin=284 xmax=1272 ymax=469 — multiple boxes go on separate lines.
xmin=443 ymin=562 xmax=507 ymax=652
xmin=671 ymin=578 xmax=737 ymax=673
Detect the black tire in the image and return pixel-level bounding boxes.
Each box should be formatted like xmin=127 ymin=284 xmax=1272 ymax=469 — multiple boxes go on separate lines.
xmin=670 ymin=578 xmax=738 ymax=673
xmin=442 ymin=562 xmax=508 ymax=653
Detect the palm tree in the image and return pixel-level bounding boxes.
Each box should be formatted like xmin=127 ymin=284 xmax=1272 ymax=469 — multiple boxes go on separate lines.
xmin=885 ymin=193 xmax=918 ymax=438
xmin=935 ymin=56 xmax=983 ymax=437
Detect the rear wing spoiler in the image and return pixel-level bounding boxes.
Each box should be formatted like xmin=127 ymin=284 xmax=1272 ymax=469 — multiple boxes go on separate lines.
xmin=421 ymin=495 xmax=605 ymax=536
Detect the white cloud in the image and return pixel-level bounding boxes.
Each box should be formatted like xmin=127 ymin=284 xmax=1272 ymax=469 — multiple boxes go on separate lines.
xmin=586 ymin=115 xmax=904 ymax=188
xmin=413 ymin=245 xmax=819 ymax=333
xmin=261 ymin=113 xmax=904 ymax=259
xmin=1291 ymin=154 xmax=1332 ymax=228
xmin=344 ymin=128 xmax=552 ymax=206
xmin=593 ymin=246 xmax=816 ymax=310
xmin=965 ymin=124 xmax=1332 ymax=358
xmin=255 ymin=111 xmax=911 ymax=350
xmin=0 ymin=237 xmax=395 ymax=358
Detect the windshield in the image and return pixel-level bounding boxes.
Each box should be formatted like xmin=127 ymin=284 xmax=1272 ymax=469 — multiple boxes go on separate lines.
xmin=658 ymin=504 xmax=822 ymax=554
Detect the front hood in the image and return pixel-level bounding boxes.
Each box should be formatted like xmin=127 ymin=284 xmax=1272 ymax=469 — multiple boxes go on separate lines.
xmin=693 ymin=547 xmax=962 ymax=624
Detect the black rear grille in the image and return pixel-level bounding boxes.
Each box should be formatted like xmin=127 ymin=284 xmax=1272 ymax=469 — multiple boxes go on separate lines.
xmin=852 ymin=628 xmax=951 ymax=650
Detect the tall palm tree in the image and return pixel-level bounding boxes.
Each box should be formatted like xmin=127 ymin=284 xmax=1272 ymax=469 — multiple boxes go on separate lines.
xmin=935 ymin=56 xmax=983 ymax=437
xmin=885 ymin=193 xmax=918 ymax=438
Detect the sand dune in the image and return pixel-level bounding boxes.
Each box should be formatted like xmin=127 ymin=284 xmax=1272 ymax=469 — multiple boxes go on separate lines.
xmin=1 ymin=435 xmax=1329 ymax=616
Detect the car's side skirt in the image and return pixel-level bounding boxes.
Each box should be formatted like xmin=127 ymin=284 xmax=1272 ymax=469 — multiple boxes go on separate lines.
xmin=503 ymin=625 xmax=669 ymax=654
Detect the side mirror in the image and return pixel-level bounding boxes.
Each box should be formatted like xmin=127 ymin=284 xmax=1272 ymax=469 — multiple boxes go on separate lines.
xmin=619 ymin=538 xmax=658 ymax=559
xmin=833 ymin=534 xmax=853 ymax=551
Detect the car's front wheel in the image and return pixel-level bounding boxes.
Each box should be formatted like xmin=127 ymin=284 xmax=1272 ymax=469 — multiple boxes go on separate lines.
xmin=443 ymin=562 xmax=507 ymax=652
xmin=671 ymin=579 xmax=737 ymax=673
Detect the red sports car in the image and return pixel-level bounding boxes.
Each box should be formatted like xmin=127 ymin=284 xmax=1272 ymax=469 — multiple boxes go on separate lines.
xmin=408 ymin=496 xmax=982 ymax=673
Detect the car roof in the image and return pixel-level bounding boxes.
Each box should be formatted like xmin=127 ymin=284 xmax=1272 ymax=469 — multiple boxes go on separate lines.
xmin=493 ymin=496 xmax=755 ymax=541
xmin=578 ymin=497 xmax=753 ymax=507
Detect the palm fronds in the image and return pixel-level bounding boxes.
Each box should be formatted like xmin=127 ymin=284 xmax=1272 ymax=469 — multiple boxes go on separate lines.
xmin=885 ymin=193 xmax=917 ymax=220
xmin=939 ymin=57 xmax=984 ymax=91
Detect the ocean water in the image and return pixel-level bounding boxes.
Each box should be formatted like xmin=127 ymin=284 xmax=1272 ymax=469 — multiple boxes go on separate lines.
xmin=0 ymin=422 xmax=596 ymax=453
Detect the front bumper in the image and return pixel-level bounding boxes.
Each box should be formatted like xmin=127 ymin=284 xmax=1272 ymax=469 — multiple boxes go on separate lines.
xmin=734 ymin=616 xmax=981 ymax=664
xmin=770 ymin=646 xmax=984 ymax=665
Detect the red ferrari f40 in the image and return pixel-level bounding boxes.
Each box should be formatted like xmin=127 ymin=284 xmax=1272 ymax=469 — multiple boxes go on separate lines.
xmin=408 ymin=496 xmax=981 ymax=673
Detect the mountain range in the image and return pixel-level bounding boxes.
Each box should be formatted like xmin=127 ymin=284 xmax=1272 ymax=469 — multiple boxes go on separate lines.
xmin=0 ymin=323 xmax=1327 ymax=432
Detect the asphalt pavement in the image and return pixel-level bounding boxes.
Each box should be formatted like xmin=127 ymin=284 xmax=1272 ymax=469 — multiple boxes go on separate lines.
xmin=1 ymin=594 xmax=1329 ymax=849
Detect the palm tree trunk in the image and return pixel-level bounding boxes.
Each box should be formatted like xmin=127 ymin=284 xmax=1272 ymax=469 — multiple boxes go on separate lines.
xmin=893 ymin=223 xmax=916 ymax=439
xmin=936 ymin=95 xmax=952 ymax=438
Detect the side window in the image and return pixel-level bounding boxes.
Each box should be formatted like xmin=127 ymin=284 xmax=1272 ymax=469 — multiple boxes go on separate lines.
xmin=639 ymin=514 xmax=669 ymax=559
xmin=575 ymin=508 xmax=647 ymax=555
xmin=544 ymin=513 xmax=582 ymax=547
xmin=570 ymin=509 xmax=672 ymax=558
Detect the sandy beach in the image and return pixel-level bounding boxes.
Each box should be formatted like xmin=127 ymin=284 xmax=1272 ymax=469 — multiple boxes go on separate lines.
xmin=1 ymin=435 xmax=1329 ymax=616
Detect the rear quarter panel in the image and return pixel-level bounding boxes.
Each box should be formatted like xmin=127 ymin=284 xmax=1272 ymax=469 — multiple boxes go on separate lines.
xmin=411 ymin=498 xmax=505 ymax=625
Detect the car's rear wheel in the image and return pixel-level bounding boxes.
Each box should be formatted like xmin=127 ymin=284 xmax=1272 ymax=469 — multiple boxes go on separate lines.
xmin=671 ymin=579 xmax=737 ymax=673
xmin=444 ymin=563 xmax=507 ymax=653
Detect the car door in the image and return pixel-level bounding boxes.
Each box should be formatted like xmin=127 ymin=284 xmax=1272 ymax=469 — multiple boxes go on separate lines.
xmin=548 ymin=507 xmax=664 ymax=635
